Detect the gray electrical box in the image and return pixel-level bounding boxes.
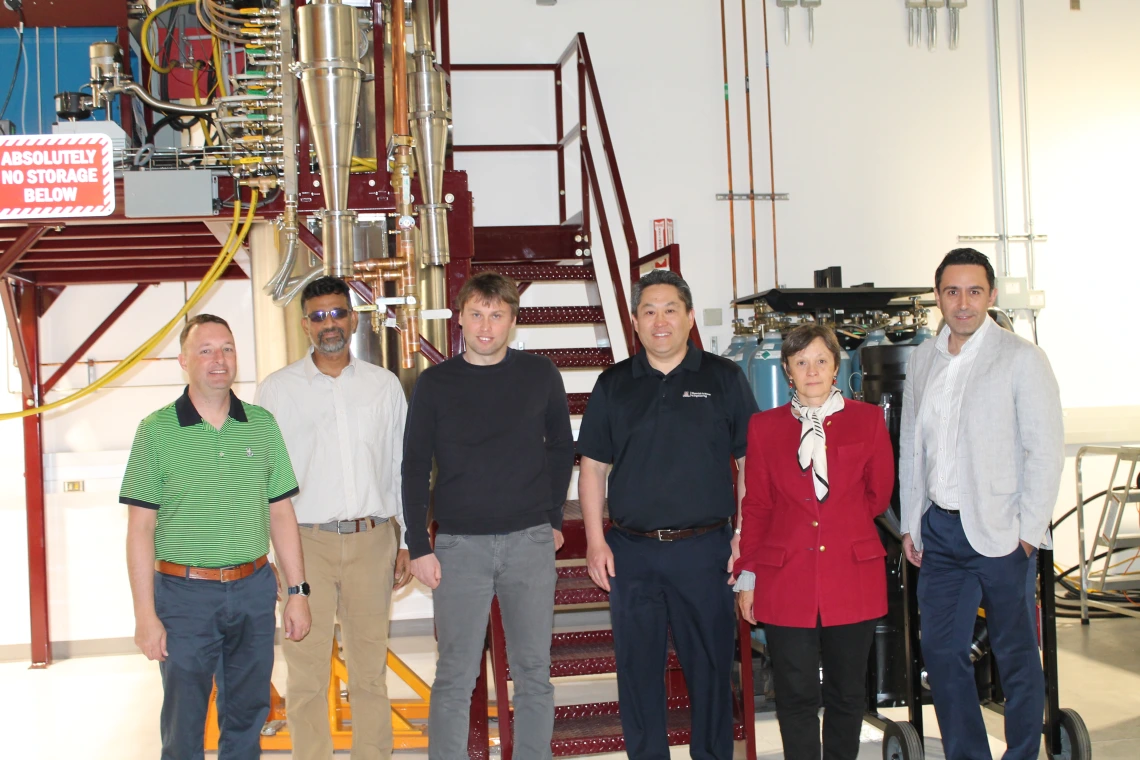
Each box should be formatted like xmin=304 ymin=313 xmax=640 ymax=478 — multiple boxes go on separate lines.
xmin=124 ymin=170 xmax=218 ymax=218
xmin=995 ymin=277 xmax=1046 ymax=311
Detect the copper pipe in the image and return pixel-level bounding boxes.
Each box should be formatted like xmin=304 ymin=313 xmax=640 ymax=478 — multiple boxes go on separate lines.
xmin=719 ymin=0 xmax=739 ymax=320
xmin=392 ymin=0 xmax=408 ymax=135
xmin=741 ymin=0 xmax=759 ymax=295
xmin=355 ymin=257 xmax=407 ymax=273
xmin=388 ymin=0 xmax=420 ymax=368
xmin=760 ymin=0 xmax=780 ymax=286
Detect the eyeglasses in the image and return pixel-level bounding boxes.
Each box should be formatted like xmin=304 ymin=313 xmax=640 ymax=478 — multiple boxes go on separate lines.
xmin=305 ymin=308 xmax=351 ymax=322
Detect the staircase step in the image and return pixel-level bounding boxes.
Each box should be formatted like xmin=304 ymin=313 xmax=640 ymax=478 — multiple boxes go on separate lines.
xmin=530 ymin=347 xmax=614 ymax=368
xmin=548 ymin=698 xmax=747 ymax=756
xmin=554 ymin=566 xmax=610 ymax=606
xmin=518 ymin=306 xmax=606 ymax=325
xmin=567 ymin=393 xmax=590 ymax=415
xmin=503 ymin=629 xmax=680 ymax=681
xmin=474 ymin=225 xmax=582 ymax=262
xmin=472 ymin=261 xmax=595 ymax=281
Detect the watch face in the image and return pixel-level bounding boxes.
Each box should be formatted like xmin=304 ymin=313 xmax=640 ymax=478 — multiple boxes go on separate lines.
xmin=300 ymin=582 xmax=311 ymax=596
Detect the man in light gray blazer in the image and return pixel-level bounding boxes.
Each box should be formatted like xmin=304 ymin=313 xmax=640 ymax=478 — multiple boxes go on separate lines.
xmin=899 ymin=248 xmax=1064 ymax=760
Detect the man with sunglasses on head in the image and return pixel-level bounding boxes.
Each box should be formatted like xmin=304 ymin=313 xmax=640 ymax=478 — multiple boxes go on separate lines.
xmin=255 ymin=276 xmax=411 ymax=760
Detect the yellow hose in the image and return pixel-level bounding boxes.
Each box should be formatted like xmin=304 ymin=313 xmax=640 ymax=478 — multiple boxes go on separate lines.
xmin=212 ymin=36 xmax=229 ymax=97
xmin=141 ymin=0 xmax=199 ymax=75
xmin=191 ymin=60 xmax=214 ymax=147
xmin=0 ymin=192 xmax=259 ymax=422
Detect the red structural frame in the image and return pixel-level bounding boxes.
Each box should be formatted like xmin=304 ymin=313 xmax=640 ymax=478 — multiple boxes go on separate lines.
xmin=0 ymin=1 xmax=475 ymax=683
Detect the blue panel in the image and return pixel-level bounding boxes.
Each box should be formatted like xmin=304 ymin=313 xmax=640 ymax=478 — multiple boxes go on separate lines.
xmin=0 ymin=27 xmax=121 ymax=134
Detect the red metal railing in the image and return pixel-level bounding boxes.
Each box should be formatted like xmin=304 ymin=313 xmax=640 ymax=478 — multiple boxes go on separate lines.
xmin=451 ymin=33 xmax=663 ymax=356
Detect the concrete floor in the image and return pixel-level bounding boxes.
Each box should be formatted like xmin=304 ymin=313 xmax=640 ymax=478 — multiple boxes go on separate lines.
xmin=1 ymin=615 xmax=1135 ymax=759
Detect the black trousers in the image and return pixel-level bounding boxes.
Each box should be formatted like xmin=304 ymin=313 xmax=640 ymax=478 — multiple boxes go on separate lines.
xmin=765 ymin=618 xmax=876 ymax=760
xmin=607 ymin=524 xmax=736 ymax=760
xmin=155 ymin=562 xmax=277 ymax=760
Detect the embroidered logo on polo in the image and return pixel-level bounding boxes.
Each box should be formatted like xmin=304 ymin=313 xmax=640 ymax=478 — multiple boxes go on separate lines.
xmin=682 ymin=391 xmax=711 ymax=399
xmin=246 ymin=447 xmax=254 ymax=457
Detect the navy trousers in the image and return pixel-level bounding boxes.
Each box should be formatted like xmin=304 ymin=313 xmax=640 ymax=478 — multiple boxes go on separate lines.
xmin=607 ymin=524 xmax=736 ymax=760
xmin=917 ymin=507 xmax=1044 ymax=760
xmin=154 ymin=562 xmax=277 ymax=760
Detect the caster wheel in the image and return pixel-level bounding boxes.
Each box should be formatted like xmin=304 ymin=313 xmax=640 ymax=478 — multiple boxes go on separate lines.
xmin=1052 ymin=707 xmax=1091 ymax=760
xmin=882 ymin=720 xmax=924 ymax=760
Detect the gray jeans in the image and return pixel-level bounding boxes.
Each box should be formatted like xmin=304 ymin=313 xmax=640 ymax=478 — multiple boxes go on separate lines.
xmin=429 ymin=524 xmax=558 ymax=760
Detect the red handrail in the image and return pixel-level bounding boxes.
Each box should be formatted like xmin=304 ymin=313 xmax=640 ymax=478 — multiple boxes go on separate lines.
xmin=451 ymin=33 xmax=696 ymax=358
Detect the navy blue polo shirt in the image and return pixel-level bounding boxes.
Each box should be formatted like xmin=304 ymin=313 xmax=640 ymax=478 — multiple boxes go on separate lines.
xmin=576 ymin=342 xmax=758 ymax=531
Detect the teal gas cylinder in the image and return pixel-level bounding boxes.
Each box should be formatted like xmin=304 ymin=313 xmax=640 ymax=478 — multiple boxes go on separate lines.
xmin=747 ymin=331 xmax=790 ymax=411
xmin=722 ymin=327 xmax=759 ymax=375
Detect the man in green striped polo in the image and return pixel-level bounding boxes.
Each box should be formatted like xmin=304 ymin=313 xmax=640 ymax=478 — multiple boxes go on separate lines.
xmin=122 ymin=313 xmax=311 ymax=760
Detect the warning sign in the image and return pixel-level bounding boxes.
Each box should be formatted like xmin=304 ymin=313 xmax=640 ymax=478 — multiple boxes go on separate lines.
xmin=0 ymin=134 xmax=114 ymax=220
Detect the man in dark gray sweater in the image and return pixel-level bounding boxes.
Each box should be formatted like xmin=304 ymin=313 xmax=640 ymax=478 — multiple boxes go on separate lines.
xmin=403 ymin=272 xmax=574 ymax=759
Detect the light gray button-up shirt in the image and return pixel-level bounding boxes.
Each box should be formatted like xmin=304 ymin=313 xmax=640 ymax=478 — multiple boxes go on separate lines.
xmin=255 ymin=351 xmax=408 ymax=546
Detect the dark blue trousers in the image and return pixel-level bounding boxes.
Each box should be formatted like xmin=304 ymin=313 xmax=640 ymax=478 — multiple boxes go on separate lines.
xmin=607 ymin=524 xmax=736 ymax=760
xmin=917 ymin=507 xmax=1044 ymax=760
xmin=154 ymin=562 xmax=277 ymax=760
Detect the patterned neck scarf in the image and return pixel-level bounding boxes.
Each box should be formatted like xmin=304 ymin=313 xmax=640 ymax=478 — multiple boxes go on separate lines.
xmin=790 ymin=386 xmax=845 ymax=502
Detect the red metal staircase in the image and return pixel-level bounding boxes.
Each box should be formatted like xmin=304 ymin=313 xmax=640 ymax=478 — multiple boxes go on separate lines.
xmin=447 ymin=33 xmax=758 ymax=760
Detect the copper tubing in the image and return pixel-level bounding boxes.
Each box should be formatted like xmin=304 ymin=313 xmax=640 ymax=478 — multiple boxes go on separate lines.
xmin=355 ymin=258 xmax=407 ymax=273
xmin=391 ymin=0 xmax=409 ymax=135
xmin=388 ymin=0 xmax=420 ymax=368
xmin=740 ymin=0 xmax=759 ymax=295
xmin=718 ymin=0 xmax=739 ymax=319
xmin=760 ymin=0 xmax=780 ymax=286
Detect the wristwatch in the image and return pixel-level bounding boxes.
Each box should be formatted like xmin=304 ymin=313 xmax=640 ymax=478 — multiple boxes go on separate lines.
xmin=287 ymin=582 xmax=311 ymax=597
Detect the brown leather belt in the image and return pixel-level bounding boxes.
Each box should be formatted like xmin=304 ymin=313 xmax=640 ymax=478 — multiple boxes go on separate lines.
xmin=612 ymin=519 xmax=729 ymax=542
xmin=155 ymin=554 xmax=268 ymax=582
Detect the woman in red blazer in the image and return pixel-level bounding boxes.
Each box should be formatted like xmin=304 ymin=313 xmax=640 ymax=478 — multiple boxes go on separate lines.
xmin=734 ymin=324 xmax=894 ymax=760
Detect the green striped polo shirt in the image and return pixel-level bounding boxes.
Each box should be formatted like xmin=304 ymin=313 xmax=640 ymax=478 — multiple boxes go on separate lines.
xmin=120 ymin=387 xmax=299 ymax=567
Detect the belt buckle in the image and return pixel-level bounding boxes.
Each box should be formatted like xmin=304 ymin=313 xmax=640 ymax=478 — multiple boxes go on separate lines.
xmin=218 ymin=563 xmax=239 ymax=583
xmin=655 ymin=529 xmax=673 ymax=542
xmin=337 ymin=520 xmax=354 ymax=535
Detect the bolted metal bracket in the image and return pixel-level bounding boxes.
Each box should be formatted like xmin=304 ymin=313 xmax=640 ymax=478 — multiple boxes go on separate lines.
xmin=717 ymin=192 xmax=790 ymax=201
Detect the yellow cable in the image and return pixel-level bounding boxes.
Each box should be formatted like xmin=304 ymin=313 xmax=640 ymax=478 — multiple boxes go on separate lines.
xmin=212 ymin=37 xmax=229 ymax=97
xmin=191 ymin=60 xmax=213 ymax=147
xmin=141 ymin=0 xmax=198 ymax=75
xmin=0 ymin=192 xmax=259 ymax=422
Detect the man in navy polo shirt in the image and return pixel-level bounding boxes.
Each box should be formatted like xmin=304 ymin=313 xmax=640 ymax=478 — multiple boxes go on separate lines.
xmin=578 ymin=270 xmax=757 ymax=760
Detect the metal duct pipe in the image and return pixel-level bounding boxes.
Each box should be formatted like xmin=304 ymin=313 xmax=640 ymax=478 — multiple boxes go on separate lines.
xmin=409 ymin=0 xmax=450 ymax=266
xmin=115 ymin=81 xmax=217 ymax=116
xmin=297 ymin=0 xmax=364 ymax=277
xmin=991 ymin=0 xmax=1011 ymax=277
xmin=1017 ymin=0 xmax=1037 ymax=289
xmin=89 ymin=42 xmax=216 ymax=116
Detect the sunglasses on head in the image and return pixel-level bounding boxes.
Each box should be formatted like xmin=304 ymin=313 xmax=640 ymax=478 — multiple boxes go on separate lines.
xmin=305 ymin=308 xmax=351 ymax=323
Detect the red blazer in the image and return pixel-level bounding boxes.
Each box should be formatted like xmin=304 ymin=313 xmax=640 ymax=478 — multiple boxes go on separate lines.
xmin=734 ymin=399 xmax=895 ymax=628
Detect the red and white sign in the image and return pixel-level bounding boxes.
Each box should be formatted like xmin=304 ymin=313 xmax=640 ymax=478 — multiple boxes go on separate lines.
xmin=0 ymin=134 xmax=115 ymax=220
xmin=652 ymin=218 xmax=674 ymax=268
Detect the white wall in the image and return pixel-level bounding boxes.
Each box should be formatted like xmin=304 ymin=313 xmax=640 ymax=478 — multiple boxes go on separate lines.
xmin=450 ymin=0 xmax=1140 ymax=408
xmin=4 ymin=0 xmax=1140 ymax=652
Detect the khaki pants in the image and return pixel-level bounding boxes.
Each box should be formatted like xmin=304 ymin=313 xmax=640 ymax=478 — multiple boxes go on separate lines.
xmin=282 ymin=521 xmax=397 ymax=760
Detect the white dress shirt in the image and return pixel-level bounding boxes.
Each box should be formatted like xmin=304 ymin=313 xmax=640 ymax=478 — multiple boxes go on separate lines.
xmin=919 ymin=316 xmax=993 ymax=510
xmin=255 ymin=351 xmax=408 ymax=546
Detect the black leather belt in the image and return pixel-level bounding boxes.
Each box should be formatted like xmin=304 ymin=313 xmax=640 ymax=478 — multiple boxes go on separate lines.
xmin=612 ymin=519 xmax=729 ymax=542
xmin=932 ymin=503 xmax=960 ymax=515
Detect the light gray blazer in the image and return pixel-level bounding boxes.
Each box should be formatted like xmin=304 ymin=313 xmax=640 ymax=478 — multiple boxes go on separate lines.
xmin=898 ymin=319 xmax=1064 ymax=557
